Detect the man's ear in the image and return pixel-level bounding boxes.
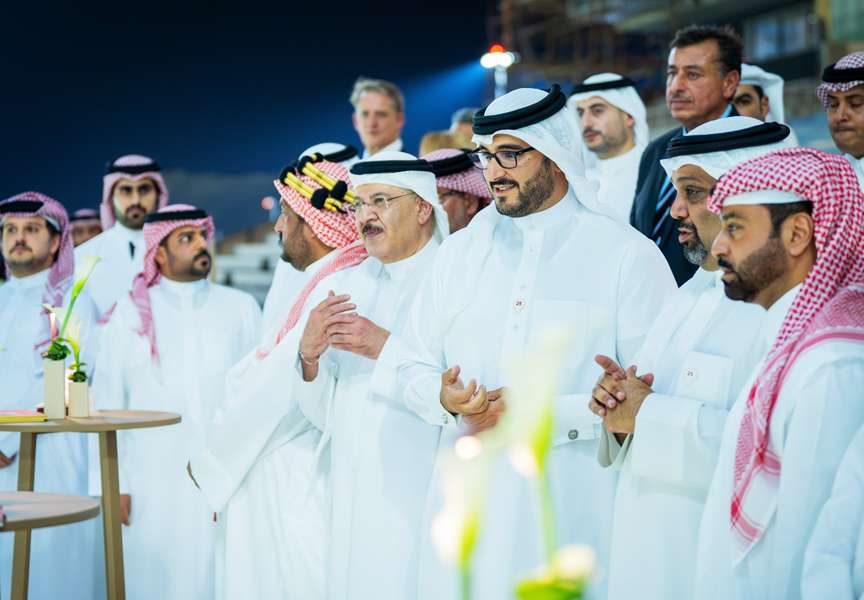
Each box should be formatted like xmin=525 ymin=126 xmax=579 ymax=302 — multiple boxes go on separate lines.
xmin=783 ymin=212 xmax=814 ymax=258
xmin=417 ymin=198 xmax=433 ymax=226
xmin=154 ymin=245 xmax=168 ymax=270
xmin=465 ymin=195 xmax=481 ymax=218
xmin=722 ymin=70 xmax=741 ymax=101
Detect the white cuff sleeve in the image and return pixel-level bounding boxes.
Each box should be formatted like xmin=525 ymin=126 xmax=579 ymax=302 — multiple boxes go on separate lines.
xmin=553 ymin=393 xmax=602 ymax=446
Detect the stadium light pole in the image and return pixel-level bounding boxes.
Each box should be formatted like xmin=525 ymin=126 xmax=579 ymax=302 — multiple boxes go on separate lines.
xmin=480 ymin=43 xmax=519 ymax=98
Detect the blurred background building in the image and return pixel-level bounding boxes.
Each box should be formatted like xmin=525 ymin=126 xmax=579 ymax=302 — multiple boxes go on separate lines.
xmin=212 ymin=0 xmax=863 ymax=302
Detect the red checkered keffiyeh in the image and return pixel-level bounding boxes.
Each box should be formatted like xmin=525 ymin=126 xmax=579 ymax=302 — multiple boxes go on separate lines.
xmin=816 ymin=51 xmax=864 ymax=108
xmin=256 ymin=160 xmax=367 ymax=359
xmin=708 ymin=148 xmax=864 ymax=559
xmin=421 ymin=148 xmax=492 ymax=201
xmin=129 ymin=204 xmax=214 ymax=361
xmin=1 ymin=192 xmax=74 ymax=351
xmin=102 ymin=155 xmax=169 ymax=230
xmin=273 ymin=160 xmax=359 ymax=249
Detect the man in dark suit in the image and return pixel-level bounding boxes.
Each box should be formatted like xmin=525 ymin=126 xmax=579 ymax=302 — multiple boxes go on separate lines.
xmin=631 ymin=25 xmax=742 ymax=285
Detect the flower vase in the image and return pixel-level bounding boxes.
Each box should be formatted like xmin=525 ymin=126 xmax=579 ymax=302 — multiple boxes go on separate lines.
xmin=68 ymin=381 xmax=90 ymax=418
xmin=43 ymin=358 xmax=66 ymax=419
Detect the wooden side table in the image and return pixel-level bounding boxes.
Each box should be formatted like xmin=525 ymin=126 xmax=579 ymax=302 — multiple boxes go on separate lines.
xmin=0 ymin=410 xmax=180 ymax=600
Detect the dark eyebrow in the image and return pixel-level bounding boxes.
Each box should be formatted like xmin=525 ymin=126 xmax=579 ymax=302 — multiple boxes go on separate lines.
xmin=720 ymin=210 xmax=745 ymax=221
xmin=673 ymin=176 xmax=703 ymax=185
xmin=494 ymin=144 xmax=528 ymax=151
xmin=587 ymin=102 xmax=607 ymax=111
xmin=735 ymin=91 xmax=755 ymax=99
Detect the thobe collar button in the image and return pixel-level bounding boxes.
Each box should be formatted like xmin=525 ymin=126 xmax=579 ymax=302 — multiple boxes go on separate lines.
xmin=685 ymin=368 xmax=696 ymax=379
xmin=568 ymin=429 xmax=579 ymax=440
xmin=514 ymin=299 xmax=526 ymax=312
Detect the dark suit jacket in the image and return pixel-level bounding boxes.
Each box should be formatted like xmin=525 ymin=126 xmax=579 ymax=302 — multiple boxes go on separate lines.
xmin=630 ymin=126 xmax=696 ymax=286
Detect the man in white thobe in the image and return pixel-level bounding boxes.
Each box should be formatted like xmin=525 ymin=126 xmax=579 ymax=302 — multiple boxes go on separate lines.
xmin=733 ymin=63 xmax=801 ymax=145
xmin=816 ymin=50 xmax=864 ymax=190
xmin=0 ymin=192 xmax=100 ymax=600
xmin=803 ymin=422 xmax=864 ymax=600
xmin=694 ymin=148 xmax=864 ymax=599
xmin=292 ymin=151 xmax=450 ymax=600
xmin=588 ymin=117 xmax=793 ymax=600
xmin=76 ymin=154 xmax=169 ymax=316
xmin=568 ymin=73 xmax=648 ymax=222
xmin=261 ymin=142 xmax=359 ymax=331
xmin=189 ymin=158 xmax=363 ymax=599
xmin=92 ymin=205 xmax=260 ymax=600
xmin=397 ymin=85 xmax=676 ymax=600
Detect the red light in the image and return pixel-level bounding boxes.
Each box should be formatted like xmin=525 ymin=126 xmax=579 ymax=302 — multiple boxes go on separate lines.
xmin=489 ymin=43 xmax=505 ymax=54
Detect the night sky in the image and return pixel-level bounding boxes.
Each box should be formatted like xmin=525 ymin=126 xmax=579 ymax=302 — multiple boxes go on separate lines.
xmin=1 ymin=6 xmax=492 ymax=235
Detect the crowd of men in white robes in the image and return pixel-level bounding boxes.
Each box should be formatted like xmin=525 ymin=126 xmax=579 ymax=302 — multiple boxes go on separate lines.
xmin=1 ymin=21 xmax=864 ymax=600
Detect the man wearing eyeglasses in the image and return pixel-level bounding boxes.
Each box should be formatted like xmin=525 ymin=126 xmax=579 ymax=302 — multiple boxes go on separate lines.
xmin=276 ymin=151 xmax=451 ymax=600
xmin=396 ymin=85 xmax=676 ymax=600
xmin=422 ymin=148 xmax=492 ymax=233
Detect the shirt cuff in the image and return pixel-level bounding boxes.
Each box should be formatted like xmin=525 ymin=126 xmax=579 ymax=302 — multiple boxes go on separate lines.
xmin=597 ymin=429 xmax=632 ymax=469
xmin=368 ymin=333 xmax=401 ymax=400
xmin=553 ymin=393 xmax=602 ymax=446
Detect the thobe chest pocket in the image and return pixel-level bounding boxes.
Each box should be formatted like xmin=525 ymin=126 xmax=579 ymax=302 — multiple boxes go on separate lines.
xmin=672 ymin=351 xmax=732 ymax=409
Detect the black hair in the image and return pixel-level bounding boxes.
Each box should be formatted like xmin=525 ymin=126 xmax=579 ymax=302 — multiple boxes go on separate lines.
xmin=670 ymin=25 xmax=743 ymax=76
xmin=767 ymin=201 xmax=812 ymax=236
xmin=751 ymin=84 xmax=765 ymax=100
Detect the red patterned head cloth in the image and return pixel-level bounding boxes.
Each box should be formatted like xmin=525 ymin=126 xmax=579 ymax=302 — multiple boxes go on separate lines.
xmin=70 ymin=208 xmax=101 ymax=224
xmin=129 ymin=204 xmax=214 ymax=361
xmin=816 ymin=50 xmax=864 ymax=109
xmin=0 ymin=191 xmax=74 ymax=350
xmin=708 ymin=147 xmax=864 ymax=560
xmin=101 ymin=154 xmax=170 ymax=230
xmin=421 ymin=148 xmax=492 ymax=201
xmin=257 ymin=158 xmax=368 ymax=359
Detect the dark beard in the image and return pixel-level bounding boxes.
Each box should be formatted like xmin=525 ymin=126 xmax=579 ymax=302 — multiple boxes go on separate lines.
xmin=718 ymin=237 xmax=787 ymax=302
xmin=495 ymin=158 xmax=555 ymax=218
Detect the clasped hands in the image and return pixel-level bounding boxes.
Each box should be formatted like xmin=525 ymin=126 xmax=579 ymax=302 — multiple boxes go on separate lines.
xmin=439 ymin=365 xmax=506 ymax=434
xmin=300 ymin=291 xmax=390 ymax=367
xmin=589 ymin=354 xmax=655 ymax=435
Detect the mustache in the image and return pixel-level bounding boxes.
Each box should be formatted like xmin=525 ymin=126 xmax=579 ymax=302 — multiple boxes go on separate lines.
xmin=124 ymin=204 xmax=145 ymax=215
xmin=717 ymin=257 xmax=735 ymax=271
xmin=582 ymin=128 xmax=601 ymax=137
xmin=12 ymin=242 xmax=31 ymax=251
xmin=361 ymin=222 xmax=383 ymax=236
xmin=490 ymin=177 xmax=518 ymax=188
xmin=679 ymin=220 xmax=697 ymax=233
xmin=194 ymin=249 xmax=211 ymax=261
xmin=668 ymin=92 xmax=692 ymax=102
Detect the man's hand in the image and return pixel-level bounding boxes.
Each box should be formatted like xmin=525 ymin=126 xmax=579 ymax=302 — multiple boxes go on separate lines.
xmin=326 ymin=315 xmax=390 ymax=360
xmin=120 ymin=494 xmax=132 ymax=526
xmin=0 ymin=451 xmax=17 ymax=469
xmin=464 ymin=388 xmax=507 ymax=434
xmin=602 ymin=367 xmax=654 ymax=435
xmin=439 ymin=366 xmax=488 ymax=416
xmin=589 ymin=355 xmax=654 ymax=417
xmin=299 ymin=291 xmax=356 ymax=360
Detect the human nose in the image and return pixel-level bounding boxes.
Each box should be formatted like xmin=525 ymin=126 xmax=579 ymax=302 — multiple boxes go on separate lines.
xmin=711 ymin=229 xmax=730 ymax=259
xmin=669 ymin=193 xmax=689 ymax=220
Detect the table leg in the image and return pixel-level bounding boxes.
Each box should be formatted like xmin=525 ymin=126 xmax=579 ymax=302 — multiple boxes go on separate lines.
xmin=11 ymin=432 xmax=37 ymax=600
xmin=99 ymin=431 xmax=125 ymax=600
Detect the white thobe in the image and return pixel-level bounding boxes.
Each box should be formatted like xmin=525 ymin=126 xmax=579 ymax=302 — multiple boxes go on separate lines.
xmin=803 ymin=423 xmax=864 ymax=600
xmin=597 ymin=269 xmax=766 ymax=600
xmin=362 ymin=137 xmax=403 ymax=158
xmin=696 ymin=285 xmax=864 ymax=600
xmin=845 ymin=154 xmax=864 ymax=191
xmin=262 ymin=260 xmax=307 ymax=332
xmin=293 ymin=238 xmax=441 ymax=600
xmin=0 ymin=270 xmax=100 ymax=600
xmin=190 ymin=253 xmax=334 ymax=600
xmin=585 ymin=146 xmax=643 ymax=223
xmin=398 ymin=191 xmax=677 ymax=600
xmin=90 ymin=277 xmax=261 ymax=600
xmin=75 ymin=223 xmax=145 ymax=315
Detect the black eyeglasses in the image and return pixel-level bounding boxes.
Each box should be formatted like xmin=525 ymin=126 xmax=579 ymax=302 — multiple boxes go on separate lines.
xmin=468 ymin=147 xmax=536 ymax=170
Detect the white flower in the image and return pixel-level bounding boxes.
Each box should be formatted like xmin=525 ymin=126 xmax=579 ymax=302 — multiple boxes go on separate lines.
xmin=431 ymin=435 xmax=490 ymax=567
xmin=553 ymin=545 xmax=595 ymax=582
xmin=72 ymin=255 xmax=100 ymax=297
